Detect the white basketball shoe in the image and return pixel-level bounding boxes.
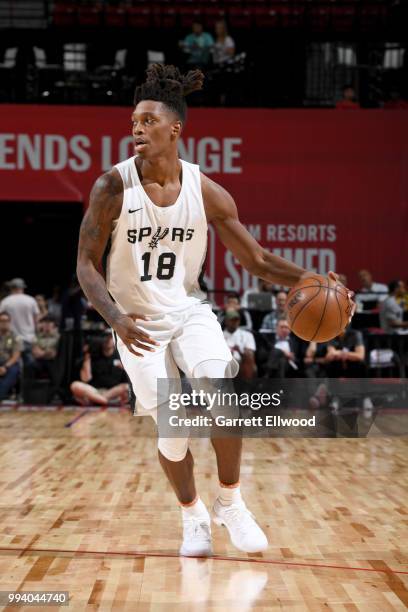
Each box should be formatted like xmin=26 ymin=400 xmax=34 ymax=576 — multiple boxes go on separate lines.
xmin=212 ymin=499 xmax=268 ymax=553
xmin=179 ymin=499 xmax=213 ymax=557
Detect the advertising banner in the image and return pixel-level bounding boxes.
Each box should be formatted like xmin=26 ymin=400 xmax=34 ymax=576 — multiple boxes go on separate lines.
xmin=1 ymin=105 xmax=407 ymax=291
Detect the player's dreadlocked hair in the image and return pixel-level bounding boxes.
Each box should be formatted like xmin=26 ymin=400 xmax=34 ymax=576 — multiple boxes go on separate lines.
xmin=133 ymin=64 xmax=204 ymax=124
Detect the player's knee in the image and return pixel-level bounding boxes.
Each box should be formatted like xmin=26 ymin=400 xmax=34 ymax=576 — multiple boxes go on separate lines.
xmin=70 ymin=381 xmax=81 ymax=394
xmin=192 ymin=359 xmax=232 ymax=379
xmin=158 ymin=437 xmax=189 ymax=462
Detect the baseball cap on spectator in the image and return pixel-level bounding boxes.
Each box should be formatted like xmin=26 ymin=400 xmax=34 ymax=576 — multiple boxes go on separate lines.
xmin=224 ymin=310 xmax=240 ymax=320
xmin=8 ymin=278 xmax=27 ymax=289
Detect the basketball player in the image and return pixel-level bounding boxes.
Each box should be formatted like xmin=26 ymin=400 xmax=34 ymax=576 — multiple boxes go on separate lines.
xmin=77 ymin=65 xmax=353 ymax=557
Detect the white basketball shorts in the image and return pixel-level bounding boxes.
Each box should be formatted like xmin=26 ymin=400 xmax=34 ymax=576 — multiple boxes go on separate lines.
xmin=115 ymin=302 xmax=239 ymax=414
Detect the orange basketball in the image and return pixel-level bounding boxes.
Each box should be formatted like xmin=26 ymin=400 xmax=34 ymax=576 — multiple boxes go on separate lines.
xmin=285 ymin=274 xmax=351 ymax=342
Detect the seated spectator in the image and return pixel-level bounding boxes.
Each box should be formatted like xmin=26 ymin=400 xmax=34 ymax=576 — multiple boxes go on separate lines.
xmin=223 ymin=310 xmax=256 ymax=379
xmin=264 ymin=318 xmax=298 ymax=378
xmin=0 ymin=278 xmax=39 ymax=363
xmin=260 ymin=291 xmax=287 ymax=332
xmin=47 ymin=285 xmax=62 ymax=326
xmin=29 ymin=316 xmax=60 ymax=387
xmin=218 ymin=292 xmax=252 ymax=329
xmin=336 ymin=85 xmax=360 ymax=110
xmin=303 ymin=341 xmax=329 ymax=378
xmin=0 ymin=311 xmax=22 ymax=401
xmin=241 ymin=279 xmax=276 ymax=310
xmin=325 ymin=325 xmax=366 ymax=377
xmin=71 ymin=335 xmax=129 ymax=406
xmin=379 ymin=280 xmax=408 ymax=333
xmin=398 ymin=281 xmax=408 ymax=312
xmin=356 ymin=269 xmax=388 ymax=310
xmin=179 ymin=22 xmax=214 ymax=69
xmin=35 ymin=294 xmax=48 ymax=319
xmin=212 ymin=20 xmax=235 ymax=66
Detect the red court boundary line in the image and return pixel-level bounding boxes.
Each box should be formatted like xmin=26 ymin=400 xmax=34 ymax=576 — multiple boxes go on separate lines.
xmin=0 ymin=547 xmax=407 ymax=575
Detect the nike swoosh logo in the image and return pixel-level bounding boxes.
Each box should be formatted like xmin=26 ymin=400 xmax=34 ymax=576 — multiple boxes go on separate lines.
xmin=129 ymin=208 xmax=143 ymax=213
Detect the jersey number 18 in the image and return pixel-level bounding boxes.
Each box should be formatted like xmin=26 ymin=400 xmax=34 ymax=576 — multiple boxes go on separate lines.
xmin=140 ymin=252 xmax=176 ymax=281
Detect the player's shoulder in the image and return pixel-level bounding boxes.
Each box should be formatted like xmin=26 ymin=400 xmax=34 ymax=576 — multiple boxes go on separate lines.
xmin=88 ymin=169 xmax=123 ymax=221
xmin=200 ymin=172 xmax=234 ymax=204
xmin=91 ymin=168 xmax=123 ymax=200
xmin=200 ymin=172 xmax=237 ymax=222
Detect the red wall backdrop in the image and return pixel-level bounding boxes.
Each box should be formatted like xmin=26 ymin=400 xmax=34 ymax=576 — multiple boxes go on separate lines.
xmin=1 ymin=105 xmax=407 ymax=294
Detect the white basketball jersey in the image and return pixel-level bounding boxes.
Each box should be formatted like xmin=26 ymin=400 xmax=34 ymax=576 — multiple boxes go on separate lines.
xmin=106 ymin=156 xmax=208 ymax=316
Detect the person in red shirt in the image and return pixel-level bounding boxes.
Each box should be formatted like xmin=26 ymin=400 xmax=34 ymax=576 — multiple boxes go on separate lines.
xmin=336 ymin=85 xmax=360 ymax=110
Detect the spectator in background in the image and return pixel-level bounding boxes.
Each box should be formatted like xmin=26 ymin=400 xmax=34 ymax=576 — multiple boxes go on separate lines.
xmin=304 ymin=341 xmax=328 ymax=379
xmin=0 ymin=311 xmax=22 ymax=401
xmin=212 ymin=20 xmax=235 ymax=66
xmin=356 ymin=269 xmax=388 ymax=310
xmin=35 ymin=294 xmax=48 ymax=319
xmin=264 ymin=317 xmax=298 ymax=378
xmin=336 ymin=85 xmax=360 ymax=109
xmin=218 ymin=292 xmax=252 ymax=329
xmin=0 ymin=278 xmax=39 ymax=362
xmin=210 ymin=20 xmax=236 ymax=106
xmin=397 ymin=281 xmax=408 ymax=312
xmin=29 ymin=316 xmax=60 ymax=387
xmin=260 ymin=291 xmax=287 ymax=332
xmin=70 ymin=335 xmax=129 ymax=406
xmin=324 ymin=325 xmax=374 ymax=412
xmin=180 ymin=22 xmax=214 ymax=69
xmin=325 ymin=325 xmax=366 ymax=377
xmin=241 ymin=278 xmax=276 ymax=310
xmin=379 ymin=280 xmax=408 ymax=333
xmin=223 ymin=310 xmax=256 ymax=379
xmin=47 ymin=285 xmax=62 ymax=326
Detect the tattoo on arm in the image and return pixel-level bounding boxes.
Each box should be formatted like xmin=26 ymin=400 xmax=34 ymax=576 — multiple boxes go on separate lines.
xmin=77 ymin=171 xmax=123 ymax=326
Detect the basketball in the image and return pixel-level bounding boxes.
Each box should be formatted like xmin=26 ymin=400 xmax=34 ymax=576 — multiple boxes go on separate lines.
xmin=285 ymin=275 xmax=350 ymax=342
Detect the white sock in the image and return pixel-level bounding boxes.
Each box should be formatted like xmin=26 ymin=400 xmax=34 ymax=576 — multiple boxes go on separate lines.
xmin=217 ymin=483 xmax=242 ymax=506
xmin=181 ymin=496 xmax=209 ymax=518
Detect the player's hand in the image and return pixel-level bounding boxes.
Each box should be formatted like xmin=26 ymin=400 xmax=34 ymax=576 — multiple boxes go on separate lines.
xmin=111 ymin=313 xmax=159 ymax=358
xmin=327 ymin=271 xmax=356 ymax=323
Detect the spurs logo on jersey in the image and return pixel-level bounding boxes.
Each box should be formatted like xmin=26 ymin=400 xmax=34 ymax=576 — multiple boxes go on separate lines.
xmin=106 ymin=156 xmax=208 ymax=316
xmin=127 ymin=226 xmax=195 ymax=247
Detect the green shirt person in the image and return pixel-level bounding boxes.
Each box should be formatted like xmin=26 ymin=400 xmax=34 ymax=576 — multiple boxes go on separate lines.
xmin=180 ymin=22 xmax=214 ymax=67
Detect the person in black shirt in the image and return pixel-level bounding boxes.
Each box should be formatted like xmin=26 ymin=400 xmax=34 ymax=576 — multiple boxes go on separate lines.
xmin=325 ymin=327 xmax=366 ymax=377
xmin=70 ymin=335 xmax=129 ymax=406
xmin=218 ymin=292 xmax=252 ymax=329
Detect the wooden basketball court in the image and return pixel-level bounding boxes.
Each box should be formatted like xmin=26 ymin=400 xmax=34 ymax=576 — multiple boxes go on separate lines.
xmin=0 ymin=407 xmax=407 ymax=610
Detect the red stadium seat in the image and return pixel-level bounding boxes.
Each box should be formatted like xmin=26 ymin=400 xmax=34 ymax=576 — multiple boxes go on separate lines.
xmin=126 ymin=6 xmax=151 ymax=28
xmin=308 ymin=6 xmax=330 ymax=32
xmin=360 ymin=5 xmax=387 ymax=32
xmin=330 ymin=6 xmax=356 ymax=33
xmin=178 ymin=6 xmax=203 ymax=28
xmin=254 ymin=7 xmax=279 ymax=28
xmin=77 ymin=6 xmax=101 ymax=27
xmin=104 ymin=6 xmax=126 ymax=28
xmin=203 ymin=7 xmax=226 ymax=28
xmin=277 ymin=5 xmax=305 ymax=29
xmin=228 ymin=7 xmax=252 ymax=29
xmin=152 ymin=5 xmax=177 ymax=29
xmin=53 ymin=3 xmax=75 ymax=27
